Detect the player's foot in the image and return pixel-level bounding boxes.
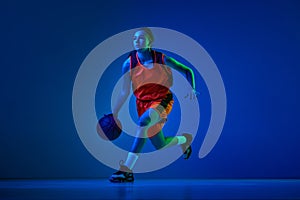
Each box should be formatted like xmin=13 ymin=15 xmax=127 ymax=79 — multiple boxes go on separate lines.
xmin=109 ymin=164 xmax=134 ymax=183
xmin=181 ymin=133 xmax=192 ymax=159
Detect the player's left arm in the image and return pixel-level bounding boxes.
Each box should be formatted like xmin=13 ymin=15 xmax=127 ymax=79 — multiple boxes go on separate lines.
xmin=164 ymin=55 xmax=199 ymax=98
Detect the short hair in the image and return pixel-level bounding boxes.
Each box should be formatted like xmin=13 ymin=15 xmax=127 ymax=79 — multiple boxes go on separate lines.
xmin=136 ymin=27 xmax=154 ymax=45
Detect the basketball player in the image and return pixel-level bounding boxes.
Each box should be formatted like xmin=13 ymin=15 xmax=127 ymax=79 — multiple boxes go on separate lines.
xmin=109 ymin=27 xmax=198 ymax=183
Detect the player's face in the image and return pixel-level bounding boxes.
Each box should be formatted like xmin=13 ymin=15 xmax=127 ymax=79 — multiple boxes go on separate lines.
xmin=133 ymin=31 xmax=151 ymax=51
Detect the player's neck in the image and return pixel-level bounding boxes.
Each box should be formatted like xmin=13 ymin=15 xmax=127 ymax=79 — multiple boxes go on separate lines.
xmin=137 ymin=48 xmax=152 ymax=63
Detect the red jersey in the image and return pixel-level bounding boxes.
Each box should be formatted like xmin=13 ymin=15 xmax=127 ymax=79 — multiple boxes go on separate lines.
xmin=130 ymin=50 xmax=173 ymax=101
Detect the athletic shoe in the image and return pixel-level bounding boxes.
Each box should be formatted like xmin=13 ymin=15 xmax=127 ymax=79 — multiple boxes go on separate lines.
xmin=109 ymin=163 xmax=134 ymax=183
xmin=181 ymin=133 xmax=192 ymax=159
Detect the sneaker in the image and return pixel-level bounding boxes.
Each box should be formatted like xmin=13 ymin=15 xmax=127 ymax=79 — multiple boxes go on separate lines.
xmin=181 ymin=133 xmax=192 ymax=159
xmin=109 ymin=164 xmax=134 ymax=183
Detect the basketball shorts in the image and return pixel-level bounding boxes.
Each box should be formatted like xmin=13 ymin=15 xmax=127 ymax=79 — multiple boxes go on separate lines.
xmin=136 ymin=92 xmax=174 ymax=137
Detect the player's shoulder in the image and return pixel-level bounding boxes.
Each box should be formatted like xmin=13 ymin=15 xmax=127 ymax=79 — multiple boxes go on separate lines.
xmin=153 ymin=49 xmax=163 ymax=55
xmin=123 ymin=57 xmax=130 ymax=66
xmin=122 ymin=57 xmax=131 ymax=74
xmin=155 ymin=49 xmax=167 ymax=60
xmin=122 ymin=50 xmax=137 ymax=73
xmin=164 ymin=54 xmax=171 ymax=63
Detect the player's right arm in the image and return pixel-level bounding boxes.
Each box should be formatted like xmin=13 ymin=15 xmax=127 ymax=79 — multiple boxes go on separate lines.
xmin=112 ymin=58 xmax=131 ymax=117
xmin=165 ymin=56 xmax=199 ymax=99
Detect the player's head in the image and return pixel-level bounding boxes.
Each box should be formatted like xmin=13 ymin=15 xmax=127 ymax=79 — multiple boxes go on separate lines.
xmin=133 ymin=27 xmax=154 ymax=51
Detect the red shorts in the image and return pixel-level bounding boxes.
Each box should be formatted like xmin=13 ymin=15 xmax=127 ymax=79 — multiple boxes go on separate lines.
xmin=136 ymin=93 xmax=174 ymax=137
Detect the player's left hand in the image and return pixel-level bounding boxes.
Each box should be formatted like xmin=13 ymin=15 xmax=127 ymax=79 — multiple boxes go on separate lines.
xmin=184 ymin=89 xmax=199 ymax=100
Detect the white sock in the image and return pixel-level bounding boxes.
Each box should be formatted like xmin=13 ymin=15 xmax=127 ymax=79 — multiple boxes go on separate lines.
xmin=176 ymin=136 xmax=187 ymax=145
xmin=124 ymin=152 xmax=139 ymax=170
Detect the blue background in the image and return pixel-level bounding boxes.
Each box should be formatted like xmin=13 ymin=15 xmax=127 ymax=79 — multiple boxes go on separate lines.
xmin=1 ymin=0 xmax=300 ymax=179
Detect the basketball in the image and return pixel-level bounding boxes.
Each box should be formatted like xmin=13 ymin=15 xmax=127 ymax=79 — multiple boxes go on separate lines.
xmin=96 ymin=114 xmax=122 ymax=141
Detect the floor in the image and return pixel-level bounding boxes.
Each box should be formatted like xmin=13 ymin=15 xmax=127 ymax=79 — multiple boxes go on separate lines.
xmin=0 ymin=179 xmax=300 ymax=199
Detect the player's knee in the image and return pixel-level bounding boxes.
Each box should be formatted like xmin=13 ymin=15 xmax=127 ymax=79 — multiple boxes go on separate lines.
xmin=136 ymin=126 xmax=148 ymax=138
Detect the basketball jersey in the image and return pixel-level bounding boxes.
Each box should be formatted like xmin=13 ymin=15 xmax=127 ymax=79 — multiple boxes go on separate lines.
xmin=129 ymin=50 xmax=173 ymax=101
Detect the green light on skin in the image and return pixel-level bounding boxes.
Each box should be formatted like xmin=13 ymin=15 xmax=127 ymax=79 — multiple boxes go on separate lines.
xmin=166 ymin=57 xmax=197 ymax=92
